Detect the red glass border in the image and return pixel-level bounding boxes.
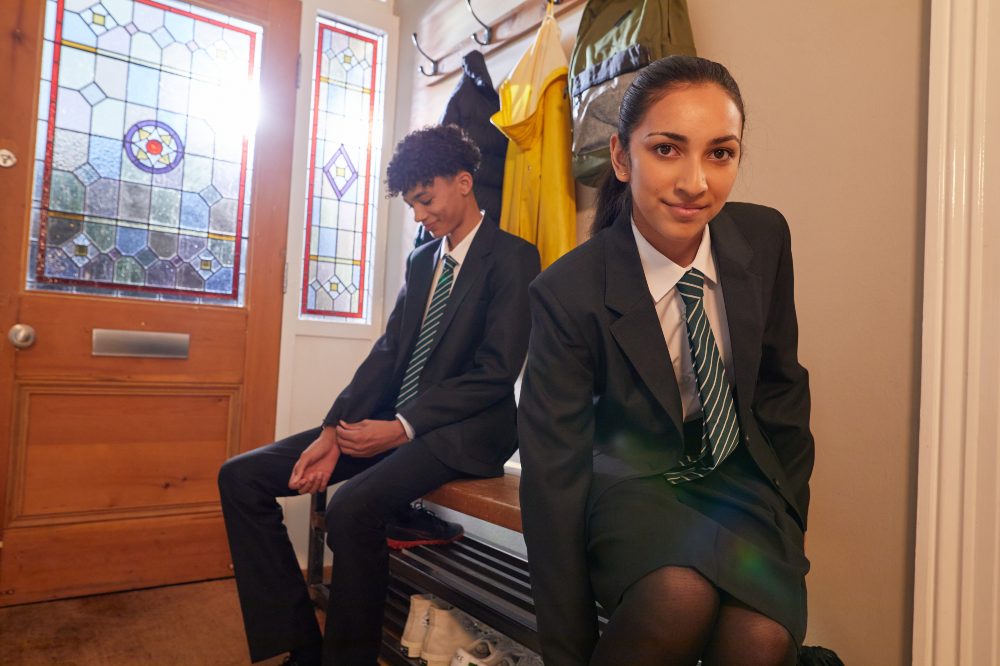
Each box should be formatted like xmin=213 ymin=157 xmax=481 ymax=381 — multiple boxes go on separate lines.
xmin=35 ymin=0 xmax=257 ymax=301
xmin=300 ymin=21 xmax=379 ymax=319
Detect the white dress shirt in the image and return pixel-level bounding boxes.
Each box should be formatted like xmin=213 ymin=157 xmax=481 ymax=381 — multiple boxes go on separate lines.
xmin=396 ymin=214 xmax=485 ymax=439
xmin=631 ymin=221 xmax=735 ymax=421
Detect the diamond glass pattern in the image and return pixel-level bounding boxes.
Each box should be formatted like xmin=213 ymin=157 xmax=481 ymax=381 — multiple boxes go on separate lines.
xmin=323 ymin=144 xmax=358 ymax=200
xmin=26 ymin=0 xmax=262 ymax=304
xmin=302 ymin=18 xmax=386 ymax=320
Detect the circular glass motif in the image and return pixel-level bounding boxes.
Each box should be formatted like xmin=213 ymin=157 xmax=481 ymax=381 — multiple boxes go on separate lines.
xmin=123 ymin=120 xmax=185 ymax=173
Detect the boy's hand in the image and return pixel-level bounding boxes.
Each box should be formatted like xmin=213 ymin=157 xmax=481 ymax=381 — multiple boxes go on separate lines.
xmin=336 ymin=419 xmax=408 ymax=458
xmin=288 ymin=427 xmax=340 ymax=494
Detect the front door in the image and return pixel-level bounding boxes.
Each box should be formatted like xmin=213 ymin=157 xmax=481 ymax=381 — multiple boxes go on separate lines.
xmin=0 ymin=0 xmax=299 ymax=606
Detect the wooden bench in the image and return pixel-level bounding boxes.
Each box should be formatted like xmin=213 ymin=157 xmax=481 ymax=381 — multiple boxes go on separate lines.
xmin=422 ymin=474 xmax=523 ymax=532
xmin=306 ymin=474 xmax=543 ymax=665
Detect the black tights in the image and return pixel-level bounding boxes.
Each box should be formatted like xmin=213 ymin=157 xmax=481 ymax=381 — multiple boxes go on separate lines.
xmin=590 ymin=566 xmax=796 ymax=666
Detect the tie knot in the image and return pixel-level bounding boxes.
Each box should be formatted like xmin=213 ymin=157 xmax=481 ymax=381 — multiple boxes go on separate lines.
xmin=442 ymin=254 xmax=457 ymax=272
xmin=677 ymin=268 xmax=705 ymax=301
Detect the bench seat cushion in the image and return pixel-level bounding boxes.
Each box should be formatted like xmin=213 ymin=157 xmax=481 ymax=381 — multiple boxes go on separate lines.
xmin=424 ymin=474 xmax=522 ymax=533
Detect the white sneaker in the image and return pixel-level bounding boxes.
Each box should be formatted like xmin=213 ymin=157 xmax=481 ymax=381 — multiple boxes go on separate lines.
xmin=400 ymin=594 xmax=446 ymax=659
xmin=420 ymin=607 xmax=484 ymax=666
xmin=450 ymin=638 xmax=507 ymax=666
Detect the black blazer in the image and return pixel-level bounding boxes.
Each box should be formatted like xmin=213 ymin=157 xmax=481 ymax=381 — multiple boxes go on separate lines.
xmin=518 ymin=203 xmax=814 ymax=665
xmin=323 ymin=219 xmax=541 ymax=477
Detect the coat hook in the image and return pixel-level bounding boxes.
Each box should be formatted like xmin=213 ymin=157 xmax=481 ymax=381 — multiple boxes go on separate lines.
xmin=466 ymin=0 xmax=493 ymax=46
xmin=411 ymin=32 xmax=440 ymax=76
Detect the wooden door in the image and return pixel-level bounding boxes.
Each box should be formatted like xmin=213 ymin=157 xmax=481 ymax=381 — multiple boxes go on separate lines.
xmin=0 ymin=0 xmax=299 ymax=606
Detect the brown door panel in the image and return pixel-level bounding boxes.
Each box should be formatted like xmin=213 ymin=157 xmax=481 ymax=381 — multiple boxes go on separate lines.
xmin=8 ymin=384 xmax=239 ymax=525
xmin=0 ymin=513 xmax=233 ymax=606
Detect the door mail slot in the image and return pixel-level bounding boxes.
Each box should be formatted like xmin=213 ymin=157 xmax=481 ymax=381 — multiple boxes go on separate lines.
xmin=92 ymin=329 xmax=190 ymax=359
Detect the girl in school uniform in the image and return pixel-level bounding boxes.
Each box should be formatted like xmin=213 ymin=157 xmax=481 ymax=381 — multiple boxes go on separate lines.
xmin=519 ymin=55 xmax=814 ymax=666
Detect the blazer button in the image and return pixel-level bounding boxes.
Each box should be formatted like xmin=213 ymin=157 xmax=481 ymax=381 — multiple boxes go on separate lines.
xmin=772 ymin=478 xmax=782 ymax=488
xmin=744 ymin=433 xmax=751 ymax=443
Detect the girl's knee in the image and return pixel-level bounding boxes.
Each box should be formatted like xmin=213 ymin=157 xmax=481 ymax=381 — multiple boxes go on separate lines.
xmin=704 ymin=604 xmax=795 ymax=666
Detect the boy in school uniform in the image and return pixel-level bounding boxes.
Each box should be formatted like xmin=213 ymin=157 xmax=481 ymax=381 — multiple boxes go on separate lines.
xmin=218 ymin=125 xmax=541 ymax=666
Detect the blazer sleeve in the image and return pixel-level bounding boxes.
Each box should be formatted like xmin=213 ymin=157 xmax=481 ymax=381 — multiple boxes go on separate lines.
xmin=322 ymin=254 xmax=412 ymax=427
xmin=754 ymin=215 xmax=815 ymax=527
xmin=518 ymin=278 xmax=600 ymax=666
xmin=397 ymin=242 xmax=541 ymax=435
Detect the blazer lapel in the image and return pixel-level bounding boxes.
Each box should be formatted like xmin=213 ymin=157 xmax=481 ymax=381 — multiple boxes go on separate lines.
xmin=397 ymin=239 xmax=441 ymax=369
xmin=422 ymin=219 xmax=497 ymax=362
xmin=710 ymin=209 xmax=763 ymax=410
xmin=605 ymin=214 xmax=685 ymax=436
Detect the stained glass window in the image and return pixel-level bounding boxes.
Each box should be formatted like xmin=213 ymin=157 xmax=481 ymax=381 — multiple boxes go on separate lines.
xmin=26 ymin=0 xmax=263 ymax=305
xmin=301 ymin=18 xmax=386 ymax=320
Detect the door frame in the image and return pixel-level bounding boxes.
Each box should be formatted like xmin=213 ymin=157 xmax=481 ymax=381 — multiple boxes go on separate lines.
xmin=273 ymin=0 xmax=401 ymax=567
xmin=912 ymin=0 xmax=1000 ymax=662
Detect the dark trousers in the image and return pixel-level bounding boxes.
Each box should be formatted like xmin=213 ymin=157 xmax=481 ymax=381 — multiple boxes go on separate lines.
xmin=217 ymin=427 xmax=465 ymax=665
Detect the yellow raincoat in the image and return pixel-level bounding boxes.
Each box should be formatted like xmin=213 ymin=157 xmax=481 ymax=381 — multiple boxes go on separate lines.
xmin=492 ymin=6 xmax=576 ymax=269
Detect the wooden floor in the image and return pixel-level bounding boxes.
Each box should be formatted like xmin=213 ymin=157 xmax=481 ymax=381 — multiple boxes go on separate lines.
xmin=0 ymin=577 xmax=296 ymax=665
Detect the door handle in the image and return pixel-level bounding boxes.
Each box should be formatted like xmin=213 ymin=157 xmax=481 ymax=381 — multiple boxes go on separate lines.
xmin=8 ymin=324 xmax=36 ymax=349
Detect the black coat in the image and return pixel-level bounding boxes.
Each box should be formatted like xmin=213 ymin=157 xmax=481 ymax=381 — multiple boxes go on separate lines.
xmin=443 ymin=50 xmax=508 ymax=222
xmin=417 ymin=52 xmax=508 ymax=248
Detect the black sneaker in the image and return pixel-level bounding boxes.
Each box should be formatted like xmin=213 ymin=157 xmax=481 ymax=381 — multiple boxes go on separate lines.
xmin=386 ymin=502 xmax=464 ymax=550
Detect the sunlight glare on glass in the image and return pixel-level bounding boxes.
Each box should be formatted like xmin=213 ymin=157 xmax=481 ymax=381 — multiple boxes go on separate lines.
xmin=189 ymin=77 xmax=260 ymax=139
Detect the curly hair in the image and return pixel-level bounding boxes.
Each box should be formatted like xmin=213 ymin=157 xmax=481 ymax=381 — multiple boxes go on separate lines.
xmin=386 ymin=125 xmax=481 ymax=197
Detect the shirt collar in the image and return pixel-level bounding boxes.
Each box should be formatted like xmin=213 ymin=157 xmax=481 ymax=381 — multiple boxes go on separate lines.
xmin=439 ymin=211 xmax=484 ymax=267
xmin=631 ymin=219 xmax=719 ymax=303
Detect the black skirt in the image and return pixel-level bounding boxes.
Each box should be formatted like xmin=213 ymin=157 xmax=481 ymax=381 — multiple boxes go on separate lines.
xmin=586 ymin=433 xmax=809 ymax=644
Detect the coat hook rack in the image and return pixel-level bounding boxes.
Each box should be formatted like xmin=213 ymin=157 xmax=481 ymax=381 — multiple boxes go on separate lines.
xmin=413 ymin=0 xmax=584 ymax=86
xmin=411 ymin=32 xmax=440 ymax=76
xmin=467 ymin=0 xmax=493 ymax=46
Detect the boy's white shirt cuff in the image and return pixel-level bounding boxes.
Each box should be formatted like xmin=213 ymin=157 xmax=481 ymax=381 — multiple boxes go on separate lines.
xmin=396 ymin=414 xmax=415 ymax=441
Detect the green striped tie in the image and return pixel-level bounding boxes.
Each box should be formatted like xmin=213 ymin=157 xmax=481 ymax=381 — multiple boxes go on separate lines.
xmin=664 ymin=268 xmax=741 ymax=483
xmin=396 ymin=254 xmax=458 ymax=408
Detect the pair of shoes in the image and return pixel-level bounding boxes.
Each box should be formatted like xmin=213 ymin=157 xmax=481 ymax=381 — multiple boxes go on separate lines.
xmin=399 ymin=594 xmax=486 ymax=665
xmin=400 ymin=594 xmax=445 ymax=658
xmin=387 ymin=502 xmax=464 ymax=550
